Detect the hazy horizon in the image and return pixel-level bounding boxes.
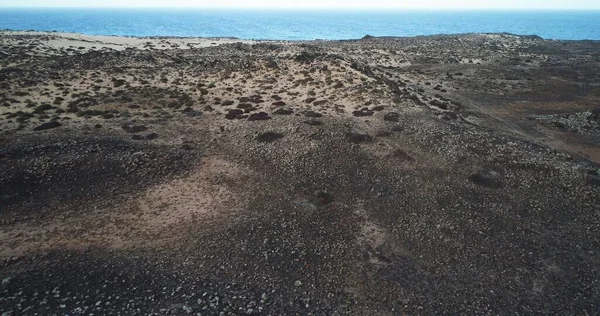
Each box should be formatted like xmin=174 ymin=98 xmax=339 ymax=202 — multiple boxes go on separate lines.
xmin=1 ymin=0 xmax=599 ymax=10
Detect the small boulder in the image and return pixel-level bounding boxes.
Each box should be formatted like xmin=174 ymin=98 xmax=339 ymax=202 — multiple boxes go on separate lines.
xmin=469 ymin=169 xmax=503 ymax=188
xmin=352 ymin=108 xmax=374 ymax=117
xmin=587 ymin=175 xmax=600 ymax=186
xmin=273 ymin=108 xmax=293 ymax=115
xmin=237 ymin=103 xmax=254 ymax=110
xmin=225 ymin=109 xmax=244 ymax=120
xmin=304 ymin=111 xmax=322 ymax=118
xmin=311 ymin=191 xmax=334 ymax=206
xmin=383 ymin=112 xmax=400 ymax=122
xmin=392 ymin=149 xmax=414 ymax=162
xmin=303 ymin=120 xmax=323 ymax=126
xmin=346 ymin=132 xmax=373 ymax=144
xmin=33 ymin=121 xmax=61 ymax=131
xmin=132 ymin=133 xmax=158 ymax=141
xmin=248 ymin=112 xmax=272 ymax=121
xmin=122 ymin=124 xmax=147 ymax=133
xmin=256 ymin=132 xmax=284 ymax=143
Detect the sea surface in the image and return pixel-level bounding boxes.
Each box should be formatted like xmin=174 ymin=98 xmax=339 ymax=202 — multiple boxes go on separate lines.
xmin=0 ymin=9 xmax=599 ymax=40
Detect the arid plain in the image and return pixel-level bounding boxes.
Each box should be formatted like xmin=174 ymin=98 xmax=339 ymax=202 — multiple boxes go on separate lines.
xmin=1 ymin=31 xmax=600 ymax=315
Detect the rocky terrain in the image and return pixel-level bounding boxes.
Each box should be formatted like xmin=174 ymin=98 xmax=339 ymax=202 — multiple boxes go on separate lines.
xmin=1 ymin=31 xmax=599 ymax=315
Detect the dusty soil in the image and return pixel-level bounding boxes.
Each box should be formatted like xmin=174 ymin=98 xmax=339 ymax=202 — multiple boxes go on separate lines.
xmin=1 ymin=31 xmax=600 ymax=315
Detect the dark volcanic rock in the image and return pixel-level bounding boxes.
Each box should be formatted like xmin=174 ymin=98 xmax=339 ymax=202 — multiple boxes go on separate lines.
xmin=225 ymin=109 xmax=244 ymax=120
xmin=469 ymin=169 xmax=503 ymax=188
xmin=131 ymin=133 xmax=158 ymax=141
xmin=392 ymin=149 xmax=414 ymax=162
xmin=256 ymin=132 xmax=284 ymax=143
xmin=310 ymin=191 xmax=334 ymax=206
xmin=303 ymin=120 xmax=323 ymax=126
xmin=247 ymin=112 xmax=272 ymax=121
xmin=33 ymin=121 xmax=61 ymax=131
xmin=346 ymin=132 xmax=373 ymax=144
xmin=237 ymin=103 xmax=254 ymax=110
xmin=352 ymin=109 xmax=374 ymax=117
xmin=383 ymin=112 xmax=400 ymax=122
xmin=273 ymin=108 xmax=293 ymax=115
xmin=304 ymin=111 xmax=322 ymax=118
xmin=587 ymin=175 xmax=600 ymax=186
xmin=445 ymin=111 xmax=458 ymax=120
xmin=182 ymin=107 xmax=202 ymax=117
xmin=122 ymin=124 xmax=147 ymax=133
xmin=272 ymin=101 xmax=286 ymax=106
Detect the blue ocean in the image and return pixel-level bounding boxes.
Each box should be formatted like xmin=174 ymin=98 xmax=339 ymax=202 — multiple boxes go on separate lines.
xmin=0 ymin=9 xmax=599 ymax=40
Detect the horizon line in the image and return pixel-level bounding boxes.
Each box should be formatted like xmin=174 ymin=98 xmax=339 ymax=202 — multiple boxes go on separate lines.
xmin=2 ymin=6 xmax=600 ymax=10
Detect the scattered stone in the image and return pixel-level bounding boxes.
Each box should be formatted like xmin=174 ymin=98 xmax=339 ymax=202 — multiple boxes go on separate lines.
xmin=311 ymin=191 xmax=334 ymax=206
xmin=303 ymin=120 xmax=323 ymax=126
xmin=445 ymin=111 xmax=458 ymax=120
xmin=587 ymin=175 xmax=600 ymax=186
xmin=113 ymin=79 xmax=126 ymax=87
xmin=182 ymin=107 xmax=202 ymax=117
xmin=237 ymin=103 xmax=254 ymax=110
xmin=304 ymin=111 xmax=322 ymax=118
xmin=266 ymin=57 xmax=279 ymax=69
xmin=1 ymin=277 xmax=11 ymax=288
xmin=384 ymin=112 xmax=400 ymax=122
xmin=225 ymin=109 xmax=244 ymax=120
xmin=256 ymin=132 xmax=284 ymax=143
xmin=272 ymin=101 xmax=286 ymax=106
xmin=553 ymin=121 xmax=566 ymax=129
xmin=132 ymin=133 xmax=158 ymax=141
xmin=33 ymin=121 xmax=62 ymax=131
xmin=294 ymin=280 xmax=302 ymax=287
xmin=273 ymin=108 xmax=293 ymax=115
xmin=392 ymin=149 xmax=414 ymax=162
xmin=122 ymin=124 xmax=147 ymax=133
xmin=352 ymin=108 xmax=374 ymax=117
xmin=247 ymin=112 xmax=272 ymax=121
xmin=346 ymin=132 xmax=373 ymax=144
xmin=469 ymin=168 xmax=503 ymax=188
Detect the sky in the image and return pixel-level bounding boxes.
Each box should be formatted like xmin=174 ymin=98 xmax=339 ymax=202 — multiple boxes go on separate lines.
xmin=1 ymin=0 xmax=599 ymax=9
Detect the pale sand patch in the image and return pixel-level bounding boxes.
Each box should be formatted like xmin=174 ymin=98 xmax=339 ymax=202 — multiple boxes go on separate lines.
xmin=0 ymin=30 xmax=257 ymax=51
xmin=0 ymin=156 xmax=251 ymax=257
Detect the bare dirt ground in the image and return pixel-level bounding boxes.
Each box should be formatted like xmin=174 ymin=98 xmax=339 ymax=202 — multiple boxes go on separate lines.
xmin=1 ymin=31 xmax=600 ymax=315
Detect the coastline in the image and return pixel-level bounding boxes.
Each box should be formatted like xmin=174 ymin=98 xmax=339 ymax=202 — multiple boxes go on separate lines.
xmin=0 ymin=30 xmax=260 ymax=51
xmin=2 ymin=9 xmax=600 ymax=40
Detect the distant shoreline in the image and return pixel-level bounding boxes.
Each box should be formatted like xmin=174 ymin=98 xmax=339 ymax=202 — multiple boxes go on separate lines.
xmin=3 ymin=29 xmax=596 ymax=43
xmin=1 ymin=9 xmax=599 ymax=41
